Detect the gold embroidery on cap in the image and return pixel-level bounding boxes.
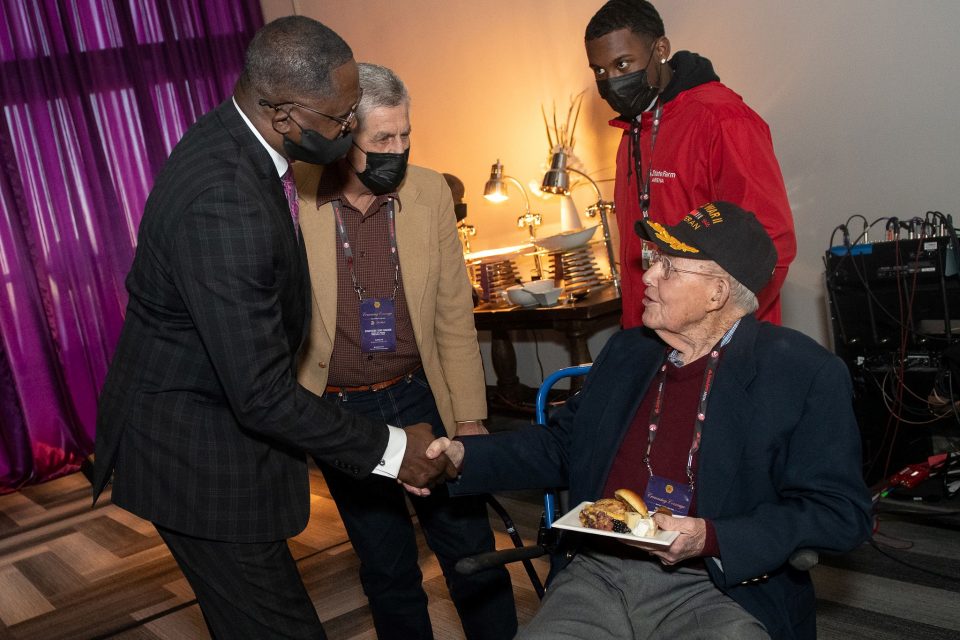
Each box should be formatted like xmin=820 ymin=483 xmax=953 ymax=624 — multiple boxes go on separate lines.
xmin=649 ymin=221 xmax=700 ymax=254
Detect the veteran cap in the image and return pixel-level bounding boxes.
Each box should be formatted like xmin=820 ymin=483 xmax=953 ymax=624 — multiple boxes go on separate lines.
xmin=634 ymin=201 xmax=777 ymax=296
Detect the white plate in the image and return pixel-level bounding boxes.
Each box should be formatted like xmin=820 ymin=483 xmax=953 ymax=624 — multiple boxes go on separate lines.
xmin=551 ymin=501 xmax=680 ymax=547
xmin=534 ymin=226 xmax=600 ymax=252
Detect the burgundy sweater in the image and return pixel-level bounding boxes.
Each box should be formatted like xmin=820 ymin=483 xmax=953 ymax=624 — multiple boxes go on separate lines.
xmin=603 ymin=349 xmax=720 ymax=557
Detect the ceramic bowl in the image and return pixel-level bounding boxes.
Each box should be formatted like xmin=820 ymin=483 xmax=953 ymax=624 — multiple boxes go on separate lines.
xmin=522 ymin=279 xmax=558 ymax=295
xmin=506 ymin=285 xmax=538 ymax=307
xmin=533 ymin=225 xmax=600 ymax=253
xmin=530 ymin=287 xmax=563 ymax=307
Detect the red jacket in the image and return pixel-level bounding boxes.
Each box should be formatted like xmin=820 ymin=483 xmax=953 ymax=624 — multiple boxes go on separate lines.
xmin=612 ymin=79 xmax=796 ymax=328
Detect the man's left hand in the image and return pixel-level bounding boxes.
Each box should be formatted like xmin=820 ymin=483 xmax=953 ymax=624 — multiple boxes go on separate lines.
xmin=647 ymin=514 xmax=707 ymax=565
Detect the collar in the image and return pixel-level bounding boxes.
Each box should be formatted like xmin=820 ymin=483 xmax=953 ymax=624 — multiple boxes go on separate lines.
xmin=315 ymin=164 xmax=402 ymax=214
xmin=233 ymin=97 xmax=288 ymax=178
xmin=667 ymin=317 xmax=742 ymax=367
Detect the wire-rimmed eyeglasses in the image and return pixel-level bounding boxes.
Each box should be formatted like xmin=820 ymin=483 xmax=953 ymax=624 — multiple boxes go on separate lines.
xmin=259 ymin=89 xmax=363 ymax=138
xmin=646 ymin=251 xmax=719 ymax=280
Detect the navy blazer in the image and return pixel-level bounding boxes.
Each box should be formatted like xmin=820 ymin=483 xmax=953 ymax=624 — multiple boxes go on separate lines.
xmin=93 ymin=100 xmax=389 ymax=542
xmin=452 ymin=315 xmax=872 ymax=639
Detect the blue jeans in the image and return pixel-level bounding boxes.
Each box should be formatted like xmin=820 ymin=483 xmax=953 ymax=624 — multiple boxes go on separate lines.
xmin=319 ymin=369 xmax=517 ymax=640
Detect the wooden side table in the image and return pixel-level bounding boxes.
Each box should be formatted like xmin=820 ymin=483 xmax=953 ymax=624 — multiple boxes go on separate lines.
xmin=473 ymin=286 xmax=622 ymax=415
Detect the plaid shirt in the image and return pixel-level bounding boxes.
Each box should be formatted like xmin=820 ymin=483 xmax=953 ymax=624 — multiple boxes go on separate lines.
xmin=316 ymin=168 xmax=421 ymax=387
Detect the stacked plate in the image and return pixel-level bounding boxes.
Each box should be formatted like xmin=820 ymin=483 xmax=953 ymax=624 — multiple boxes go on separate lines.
xmin=549 ymin=246 xmax=604 ymax=296
xmin=470 ymin=259 xmax=521 ymax=302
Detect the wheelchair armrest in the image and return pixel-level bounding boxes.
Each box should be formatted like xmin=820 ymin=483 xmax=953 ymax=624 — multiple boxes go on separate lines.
xmin=455 ymin=546 xmax=548 ymax=575
xmin=788 ymin=549 xmax=819 ymax=572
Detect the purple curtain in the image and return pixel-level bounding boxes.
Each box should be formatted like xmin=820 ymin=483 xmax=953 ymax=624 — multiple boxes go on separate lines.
xmin=0 ymin=0 xmax=263 ymax=492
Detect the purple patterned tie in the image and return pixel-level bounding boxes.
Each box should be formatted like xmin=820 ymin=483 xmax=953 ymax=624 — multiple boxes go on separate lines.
xmin=281 ymin=167 xmax=300 ymax=238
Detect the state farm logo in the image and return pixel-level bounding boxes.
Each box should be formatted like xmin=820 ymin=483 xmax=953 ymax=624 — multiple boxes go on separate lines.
xmin=650 ymin=168 xmax=676 ymax=184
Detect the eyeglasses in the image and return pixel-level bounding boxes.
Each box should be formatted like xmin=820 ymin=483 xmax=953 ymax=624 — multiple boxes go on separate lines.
xmin=647 ymin=251 xmax=719 ymax=280
xmin=260 ymin=89 xmax=363 ymax=138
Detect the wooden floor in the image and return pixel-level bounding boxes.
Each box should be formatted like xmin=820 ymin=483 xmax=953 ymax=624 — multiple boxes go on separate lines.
xmin=4 ymin=467 xmax=960 ymax=639
xmin=0 ymin=468 xmax=549 ymax=640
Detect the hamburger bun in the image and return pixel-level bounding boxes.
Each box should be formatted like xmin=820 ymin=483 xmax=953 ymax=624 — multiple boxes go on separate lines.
xmin=613 ymin=488 xmax=649 ymax=517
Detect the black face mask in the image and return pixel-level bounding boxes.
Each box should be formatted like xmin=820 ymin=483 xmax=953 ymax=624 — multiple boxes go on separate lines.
xmin=283 ymin=119 xmax=353 ymax=165
xmin=355 ymin=146 xmax=409 ymax=195
xmin=596 ymin=44 xmax=661 ymax=120
xmin=454 ymin=202 xmax=468 ymax=221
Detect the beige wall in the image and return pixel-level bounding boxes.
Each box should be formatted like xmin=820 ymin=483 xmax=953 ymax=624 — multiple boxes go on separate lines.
xmin=260 ymin=0 xmax=960 ymax=385
xmin=262 ymin=0 xmax=623 ymax=267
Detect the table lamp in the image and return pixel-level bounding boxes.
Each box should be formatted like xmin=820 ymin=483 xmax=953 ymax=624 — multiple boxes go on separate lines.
xmin=541 ymin=149 xmax=620 ymax=295
xmin=483 ymin=159 xmax=543 ymax=279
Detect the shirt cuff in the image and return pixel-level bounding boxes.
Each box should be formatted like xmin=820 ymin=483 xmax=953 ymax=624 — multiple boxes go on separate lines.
xmin=371 ymin=425 xmax=406 ymax=478
xmin=701 ymin=518 xmax=720 ymax=557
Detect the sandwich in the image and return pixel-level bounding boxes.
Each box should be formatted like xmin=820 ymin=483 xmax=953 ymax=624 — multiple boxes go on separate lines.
xmin=579 ymin=488 xmax=658 ymax=537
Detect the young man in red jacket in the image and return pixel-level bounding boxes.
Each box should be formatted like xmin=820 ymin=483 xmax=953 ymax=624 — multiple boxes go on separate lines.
xmin=585 ymin=0 xmax=796 ymax=328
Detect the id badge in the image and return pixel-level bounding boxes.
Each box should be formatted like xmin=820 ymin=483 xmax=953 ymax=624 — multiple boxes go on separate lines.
xmin=360 ymin=298 xmax=396 ymax=352
xmin=644 ymin=474 xmax=692 ymax=516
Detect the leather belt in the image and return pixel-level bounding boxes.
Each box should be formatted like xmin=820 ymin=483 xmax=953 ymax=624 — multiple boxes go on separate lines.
xmin=325 ymin=366 xmax=422 ymax=395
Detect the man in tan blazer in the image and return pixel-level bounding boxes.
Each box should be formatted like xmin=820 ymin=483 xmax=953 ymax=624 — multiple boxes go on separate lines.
xmin=294 ymin=63 xmax=517 ymax=640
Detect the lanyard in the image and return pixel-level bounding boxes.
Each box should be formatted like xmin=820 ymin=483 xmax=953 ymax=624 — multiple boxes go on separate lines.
xmin=629 ymin=100 xmax=663 ymax=220
xmin=643 ymin=316 xmax=740 ymax=493
xmin=644 ymin=344 xmax=719 ymax=493
xmin=331 ymin=197 xmax=400 ymax=302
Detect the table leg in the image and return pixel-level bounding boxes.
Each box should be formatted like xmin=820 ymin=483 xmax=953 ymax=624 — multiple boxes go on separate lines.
xmin=565 ymin=327 xmax=592 ymax=392
xmin=491 ymin=328 xmax=523 ymax=405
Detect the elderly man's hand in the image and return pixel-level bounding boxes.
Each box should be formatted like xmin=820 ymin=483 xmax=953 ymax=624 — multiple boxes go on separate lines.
xmin=402 ymin=436 xmax=465 ymax=497
xmin=646 ymin=514 xmax=707 ymax=565
xmin=397 ymin=423 xmax=458 ymax=491
xmin=425 ymin=436 xmax=465 ymax=469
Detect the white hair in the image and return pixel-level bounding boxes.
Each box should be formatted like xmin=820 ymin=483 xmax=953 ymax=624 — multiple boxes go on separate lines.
xmin=356 ymin=62 xmax=409 ymax=123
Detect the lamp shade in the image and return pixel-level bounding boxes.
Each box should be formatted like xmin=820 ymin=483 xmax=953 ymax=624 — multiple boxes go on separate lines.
xmin=541 ymin=150 xmax=570 ymax=195
xmin=483 ymin=160 xmax=509 ymax=202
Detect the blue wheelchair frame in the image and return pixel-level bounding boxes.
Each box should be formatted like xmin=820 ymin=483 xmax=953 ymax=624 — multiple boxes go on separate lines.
xmin=536 ymin=365 xmax=592 ymax=528
xmin=457 ymin=365 xmax=592 ymax=599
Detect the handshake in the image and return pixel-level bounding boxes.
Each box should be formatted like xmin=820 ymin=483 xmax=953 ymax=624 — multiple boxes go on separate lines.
xmin=396 ymin=423 xmax=467 ymax=496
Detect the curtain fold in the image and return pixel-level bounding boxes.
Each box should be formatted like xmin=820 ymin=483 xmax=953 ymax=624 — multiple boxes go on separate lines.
xmin=0 ymin=0 xmax=263 ymax=492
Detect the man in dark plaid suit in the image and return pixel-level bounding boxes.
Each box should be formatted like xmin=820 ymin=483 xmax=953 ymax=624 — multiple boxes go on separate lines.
xmin=92 ymin=16 xmax=455 ymax=639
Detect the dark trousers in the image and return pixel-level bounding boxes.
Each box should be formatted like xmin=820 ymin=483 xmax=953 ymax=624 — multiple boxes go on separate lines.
xmin=157 ymin=525 xmax=325 ymax=639
xmin=320 ymin=369 xmax=517 ymax=640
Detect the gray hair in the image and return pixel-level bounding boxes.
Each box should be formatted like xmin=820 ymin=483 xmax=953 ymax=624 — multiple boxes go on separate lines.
xmin=357 ymin=62 xmax=410 ymax=123
xmin=698 ymin=262 xmax=759 ymax=315
xmin=727 ymin=277 xmax=759 ymax=314
xmin=239 ymin=16 xmax=352 ymax=100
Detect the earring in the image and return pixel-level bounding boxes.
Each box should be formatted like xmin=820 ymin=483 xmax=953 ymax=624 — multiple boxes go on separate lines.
xmin=660 ymin=58 xmax=667 ymax=64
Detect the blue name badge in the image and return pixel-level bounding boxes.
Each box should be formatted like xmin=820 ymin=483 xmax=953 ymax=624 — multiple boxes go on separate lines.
xmin=644 ymin=474 xmax=692 ymax=516
xmin=360 ymin=298 xmax=396 ymax=353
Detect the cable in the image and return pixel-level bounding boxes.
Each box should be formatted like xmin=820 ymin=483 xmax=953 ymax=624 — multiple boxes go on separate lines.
xmin=531 ymin=330 xmax=545 ymax=384
xmin=829 ymin=224 xmax=848 ymax=249
xmin=868 ymin=539 xmax=960 ymax=582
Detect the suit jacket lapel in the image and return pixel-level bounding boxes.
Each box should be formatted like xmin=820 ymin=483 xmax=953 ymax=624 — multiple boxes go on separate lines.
xmin=216 ymin=101 xmax=307 ymax=346
xmin=579 ymin=335 xmax=665 ymax=498
xmin=397 ymin=180 xmax=429 ymax=331
xmin=301 ymin=197 xmax=339 ymax=346
xmin=697 ymin=316 xmax=759 ymax=517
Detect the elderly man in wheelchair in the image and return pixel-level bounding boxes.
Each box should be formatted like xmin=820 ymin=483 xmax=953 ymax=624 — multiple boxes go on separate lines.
xmin=422 ymin=202 xmax=873 ymax=640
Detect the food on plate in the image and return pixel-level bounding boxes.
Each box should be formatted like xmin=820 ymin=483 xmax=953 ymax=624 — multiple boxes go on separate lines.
xmin=578 ymin=488 xmax=658 ymax=537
